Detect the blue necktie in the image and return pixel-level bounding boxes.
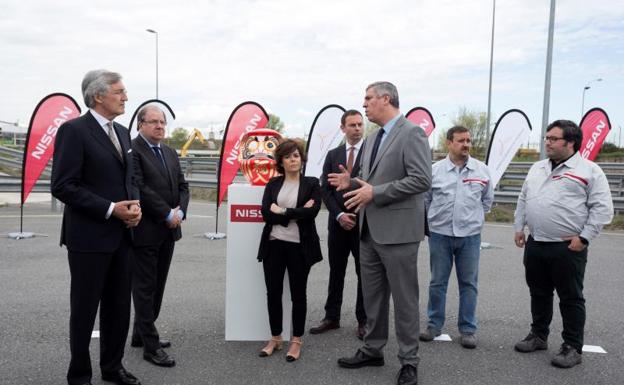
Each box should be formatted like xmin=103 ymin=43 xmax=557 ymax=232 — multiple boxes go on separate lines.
xmin=369 ymin=128 xmax=385 ymax=169
xmin=152 ymin=146 xmax=166 ymax=169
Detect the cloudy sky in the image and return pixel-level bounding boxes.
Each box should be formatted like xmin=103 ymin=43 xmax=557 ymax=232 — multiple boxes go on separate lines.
xmin=1 ymin=0 xmax=623 ymax=147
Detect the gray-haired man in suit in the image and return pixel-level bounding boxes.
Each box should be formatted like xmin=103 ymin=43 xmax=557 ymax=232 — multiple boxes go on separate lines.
xmin=330 ymin=81 xmax=431 ymax=385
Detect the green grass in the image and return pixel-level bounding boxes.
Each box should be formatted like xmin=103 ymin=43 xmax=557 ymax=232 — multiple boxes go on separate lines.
xmin=485 ymin=203 xmax=624 ymax=230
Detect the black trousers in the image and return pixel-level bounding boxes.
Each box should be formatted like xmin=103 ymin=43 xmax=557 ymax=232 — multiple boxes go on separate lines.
xmin=66 ymin=237 xmax=132 ymax=385
xmin=324 ymin=223 xmax=366 ymax=324
xmin=524 ymin=236 xmax=588 ymax=353
xmin=131 ymin=238 xmax=175 ymax=353
xmin=263 ymin=240 xmax=310 ymax=337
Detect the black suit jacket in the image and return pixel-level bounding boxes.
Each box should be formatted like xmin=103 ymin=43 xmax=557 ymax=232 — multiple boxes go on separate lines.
xmin=257 ymin=175 xmax=323 ymax=268
xmin=320 ymin=142 xmax=363 ymax=229
xmin=51 ymin=111 xmax=139 ymax=253
xmin=131 ymin=136 xmax=190 ymax=246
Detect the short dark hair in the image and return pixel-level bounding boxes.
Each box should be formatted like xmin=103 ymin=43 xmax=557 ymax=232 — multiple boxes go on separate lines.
xmin=341 ymin=110 xmax=362 ymax=126
xmin=446 ymin=125 xmax=470 ymax=141
xmin=546 ymin=119 xmax=583 ymax=152
xmin=274 ymin=139 xmax=307 ymax=174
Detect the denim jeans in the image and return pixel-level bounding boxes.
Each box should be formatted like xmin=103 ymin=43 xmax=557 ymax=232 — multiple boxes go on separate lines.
xmin=426 ymin=232 xmax=481 ymax=334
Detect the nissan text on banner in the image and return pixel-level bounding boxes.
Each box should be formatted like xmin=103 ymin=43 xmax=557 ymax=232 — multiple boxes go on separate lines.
xmin=485 ymin=109 xmax=532 ymax=189
xmin=579 ymin=107 xmax=611 ymax=161
xmin=217 ymin=101 xmax=269 ymax=206
xmin=22 ymin=93 xmax=81 ymax=204
xmin=405 ymin=106 xmax=436 ymax=137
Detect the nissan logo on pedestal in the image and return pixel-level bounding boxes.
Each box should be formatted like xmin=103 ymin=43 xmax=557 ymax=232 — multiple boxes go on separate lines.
xmin=230 ymin=204 xmax=264 ymax=222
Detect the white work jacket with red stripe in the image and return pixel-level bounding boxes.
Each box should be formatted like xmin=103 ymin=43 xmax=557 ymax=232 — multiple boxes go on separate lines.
xmin=514 ymin=151 xmax=613 ymax=242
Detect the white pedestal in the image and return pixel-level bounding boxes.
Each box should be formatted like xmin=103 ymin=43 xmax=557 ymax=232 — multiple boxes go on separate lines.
xmin=225 ymin=184 xmax=291 ymax=341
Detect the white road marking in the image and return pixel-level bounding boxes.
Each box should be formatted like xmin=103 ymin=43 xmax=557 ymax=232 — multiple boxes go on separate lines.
xmin=583 ymin=345 xmax=607 ymax=353
xmin=434 ymin=334 xmax=452 ymax=342
xmin=91 ymin=330 xmax=100 ymax=339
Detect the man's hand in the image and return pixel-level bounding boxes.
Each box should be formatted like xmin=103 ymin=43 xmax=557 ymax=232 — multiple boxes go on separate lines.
xmin=514 ymin=231 xmax=526 ymax=248
xmin=327 ymin=165 xmax=351 ymax=191
xmin=343 ymin=178 xmax=373 ymax=213
xmin=564 ymin=236 xmax=587 ymax=252
xmin=338 ymin=213 xmax=357 ymax=230
xmin=167 ymin=206 xmax=182 ymax=229
xmin=112 ymin=200 xmax=142 ymax=227
xmin=304 ymin=199 xmax=315 ymax=208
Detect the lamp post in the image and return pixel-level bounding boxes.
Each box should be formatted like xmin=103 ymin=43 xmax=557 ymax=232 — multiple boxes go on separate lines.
xmin=146 ymin=28 xmax=159 ymax=99
xmin=539 ymin=0 xmax=556 ymax=160
xmin=581 ymin=78 xmax=602 ymax=117
xmin=485 ymin=0 xmax=496 ymax=147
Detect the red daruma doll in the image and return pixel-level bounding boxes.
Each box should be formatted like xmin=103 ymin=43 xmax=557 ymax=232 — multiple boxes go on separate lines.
xmin=238 ymin=128 xmax=283 ymax=186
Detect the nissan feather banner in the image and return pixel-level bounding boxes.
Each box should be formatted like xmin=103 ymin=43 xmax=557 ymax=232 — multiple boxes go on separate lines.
xmin=405 ymin=106 xmax=436 ymax=137
xmin=485 ymin=109 xmax=532 ymax=189
xmin=304 ymin=104 xmax=346 ymax=178
xmin=217 ymin=101 xmax=269 ymax=206
xmin=579 ymin=108 xmax=611 ymax=161
xmin=21 ymin=93 xmax=81 ymax=204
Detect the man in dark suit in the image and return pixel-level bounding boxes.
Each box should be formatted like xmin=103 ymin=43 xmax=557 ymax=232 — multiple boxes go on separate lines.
xmin=129 ymin=105 xmax=189 ymax=367
xmin=310 ymin=109 xmax=367 ymax=339
xmin=330 ymin=82 xmax=432 ymax=385
xmin=51 ymin=70 xmax=142 ymax=385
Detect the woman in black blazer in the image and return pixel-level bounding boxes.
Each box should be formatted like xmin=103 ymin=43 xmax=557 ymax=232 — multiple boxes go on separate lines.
xmin=257 ymin=139 xmax=323 ymax=362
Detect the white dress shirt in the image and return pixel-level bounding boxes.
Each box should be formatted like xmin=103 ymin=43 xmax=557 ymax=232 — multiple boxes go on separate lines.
xmin=90 ymin=109 xmax=121 ymax=219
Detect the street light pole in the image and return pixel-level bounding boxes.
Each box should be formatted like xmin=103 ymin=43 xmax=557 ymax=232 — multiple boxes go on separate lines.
xmin=485 ymin=0 xmax=496 ymax=146
xmin=539 ymin=0 xmax=556 ymax=160
xmin=146 ymin=28 xmax=159 ymax=99
xmin=581 ymin=78 xmax=602 ymax=117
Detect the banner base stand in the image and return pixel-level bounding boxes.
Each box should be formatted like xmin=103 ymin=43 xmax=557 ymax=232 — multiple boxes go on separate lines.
xmin=204 ymin=232 xmax=226 ymax=240
xmin=6 ymin=232 xmax=48 ymax=240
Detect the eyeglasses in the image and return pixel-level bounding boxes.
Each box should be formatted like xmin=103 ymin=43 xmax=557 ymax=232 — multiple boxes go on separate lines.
xmin=543 ymin=136 xmax=565 ymax=143
xmin=141 ymin=119 xmax=166 ymax=126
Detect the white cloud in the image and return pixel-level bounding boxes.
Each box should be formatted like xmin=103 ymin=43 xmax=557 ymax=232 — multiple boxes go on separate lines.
xmin=0 ymin=0 xmax=623 ymax=143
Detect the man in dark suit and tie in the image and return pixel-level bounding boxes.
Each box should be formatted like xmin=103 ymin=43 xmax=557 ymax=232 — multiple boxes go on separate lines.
xmin=330 ymin=82 xmax=432 ymax=385
xmin=51 ymin=70 xmax=142 ymax=385
xmin=129 ymin=105 xmax=189 ymax=367
xmin=310 ymin=109 xmax=367 ymax=339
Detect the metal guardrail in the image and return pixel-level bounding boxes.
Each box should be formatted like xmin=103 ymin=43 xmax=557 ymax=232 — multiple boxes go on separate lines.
xmin=2 ymin=146 xmax=624 ymax=213
xmin=1 ymin=177 xmax=623 ymax=214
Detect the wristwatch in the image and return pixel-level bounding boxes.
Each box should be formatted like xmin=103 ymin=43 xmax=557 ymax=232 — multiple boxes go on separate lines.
xmin=281 ymin=207 xmax=287 ymax=215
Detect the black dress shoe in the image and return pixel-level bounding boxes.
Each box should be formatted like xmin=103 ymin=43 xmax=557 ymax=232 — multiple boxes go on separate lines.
xmin=356 ymin=323 xmax=366 ymax=340
xmin=101 ymin=368 xmax=141 ymax=385
xmin=144 ymin=348 xmax=176 ymax=367
xmin=131 ymin=338 xmax=171 ymax=348
xmin=337 ymin=349 xmax=384 ymax=368
xmin=396 ymin=364 xmax=418 ymax=385
xmin=309 ymin=319 xmax=340 ymax=334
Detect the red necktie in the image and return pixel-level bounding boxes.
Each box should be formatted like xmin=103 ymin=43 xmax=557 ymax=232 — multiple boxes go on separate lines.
xmin=347 ymin=146 xmax=355 ymax=173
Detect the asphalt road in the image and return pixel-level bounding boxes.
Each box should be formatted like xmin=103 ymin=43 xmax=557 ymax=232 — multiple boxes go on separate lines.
xmin=1 ymin=200 xmax=623 ymax=385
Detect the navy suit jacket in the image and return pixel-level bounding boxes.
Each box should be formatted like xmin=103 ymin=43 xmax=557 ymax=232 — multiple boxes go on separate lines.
xmin=320 ymin=142 xmax=363 ymax=230
xmin=131 ymin=136 xmax=189 ymax=246
xmin=51 ymin=111 xmax=139 ymax=252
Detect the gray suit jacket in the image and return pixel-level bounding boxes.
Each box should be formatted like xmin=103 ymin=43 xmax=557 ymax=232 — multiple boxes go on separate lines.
xmin=356 ymin=115 xmax=432 ymax=244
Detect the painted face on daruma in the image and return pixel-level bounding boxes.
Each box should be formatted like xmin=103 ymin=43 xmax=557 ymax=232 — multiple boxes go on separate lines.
xmin=238 ymin=128 xmax=283 ymax=186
